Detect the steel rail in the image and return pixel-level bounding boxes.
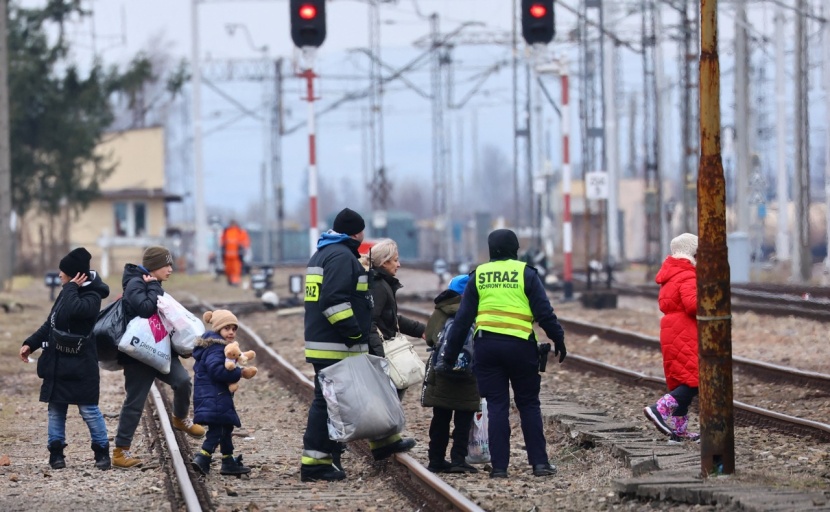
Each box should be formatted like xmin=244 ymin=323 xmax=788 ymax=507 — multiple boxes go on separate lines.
xmin=554 ymin=315 xmax=830 ymax=392
xmin=189 ymin=295 xmax=485 ymax=512
xmin=149 ymin=383 xmax=203 ymax=512
xmin=399 ymin=304 xmax=830 ymax=443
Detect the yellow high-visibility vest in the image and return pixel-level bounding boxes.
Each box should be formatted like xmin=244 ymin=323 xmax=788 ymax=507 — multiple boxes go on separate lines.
xmin=474 ymin=260 xmax=534 ymax=339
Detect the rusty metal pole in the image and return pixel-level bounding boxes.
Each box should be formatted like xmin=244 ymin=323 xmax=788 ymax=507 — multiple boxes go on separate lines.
xmin=697 ymin=0 xmax=734 ymax=476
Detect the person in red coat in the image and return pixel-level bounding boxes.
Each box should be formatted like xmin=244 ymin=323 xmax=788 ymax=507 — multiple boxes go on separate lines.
xmin=644 ymin=233 xmax=700 ymax=442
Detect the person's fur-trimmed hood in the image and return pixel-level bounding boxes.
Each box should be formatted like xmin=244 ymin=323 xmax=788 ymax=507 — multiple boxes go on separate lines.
xmin=195 ymin=331 xmax=230 ymax=349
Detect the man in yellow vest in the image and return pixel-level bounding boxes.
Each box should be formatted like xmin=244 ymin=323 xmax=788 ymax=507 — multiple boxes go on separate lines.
xmin=442 ymin=228 xmax=566 ymax=479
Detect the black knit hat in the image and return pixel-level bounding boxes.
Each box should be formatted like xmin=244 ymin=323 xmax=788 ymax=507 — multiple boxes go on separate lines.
xmin=143 ymin=246 xmax=173 ymax=271
xmin=488 ymin=229 xmax=520 ymax=260
xmin=333 ymin=208 xmax=365 ymax=236
xmin=59 ymin=247 xmax=91 ymax=277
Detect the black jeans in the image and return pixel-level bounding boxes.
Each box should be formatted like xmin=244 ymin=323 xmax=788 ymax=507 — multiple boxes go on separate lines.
xmin=429 ymin=407 xmax=474 ymax=464
xmin=201 ymin=423 xmax=235 ymax=456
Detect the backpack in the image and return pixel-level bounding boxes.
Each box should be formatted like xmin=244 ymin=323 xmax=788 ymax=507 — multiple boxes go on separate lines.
xmin=433 ymin=317 xmax=474 ymax=377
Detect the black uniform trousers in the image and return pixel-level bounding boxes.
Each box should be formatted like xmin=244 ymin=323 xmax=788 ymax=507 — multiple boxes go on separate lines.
xmin=473 ymin=335 xmax=548 ymax=470
xmin=302 ymin=362 xmax=339 ymax=463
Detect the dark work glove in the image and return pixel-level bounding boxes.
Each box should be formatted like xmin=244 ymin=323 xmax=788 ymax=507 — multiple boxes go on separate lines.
xmin=553 ymin=338 xmax=567 ymax=363
xmin=344 ymin=333 xmax=362 ymax=348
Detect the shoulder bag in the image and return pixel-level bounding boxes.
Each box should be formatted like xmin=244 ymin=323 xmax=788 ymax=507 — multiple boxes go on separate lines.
xmin=50 ymin=297 xmax=87 ymax=356
xmin=381 ymin=320 xmax=426 ymax=390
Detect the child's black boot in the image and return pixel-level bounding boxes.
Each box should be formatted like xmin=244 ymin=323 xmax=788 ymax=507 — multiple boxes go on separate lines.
xmin=192 ymin=452 xmax=212 ymax=475
xmin=220 ymin=454 xmax=251 ymax=476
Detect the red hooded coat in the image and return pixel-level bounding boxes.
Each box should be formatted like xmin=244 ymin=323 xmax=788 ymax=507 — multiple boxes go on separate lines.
xmin=654 ymin=255 xmax=698 ymax=390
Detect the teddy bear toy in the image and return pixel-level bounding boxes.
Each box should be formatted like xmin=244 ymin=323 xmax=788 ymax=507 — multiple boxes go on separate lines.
xmin=224 ymin=341 xmax=258 ymax=393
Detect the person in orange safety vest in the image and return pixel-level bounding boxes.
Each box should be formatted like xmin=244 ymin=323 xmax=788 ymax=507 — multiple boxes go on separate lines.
xmin=220 ymin=220 xmax=250 ymax=286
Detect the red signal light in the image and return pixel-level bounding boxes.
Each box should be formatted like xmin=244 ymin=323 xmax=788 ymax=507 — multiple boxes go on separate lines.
xmin=298 ymin=4 xmax=317 ymax=20
xmin=529 ymin=4 xmax=547 ymax=18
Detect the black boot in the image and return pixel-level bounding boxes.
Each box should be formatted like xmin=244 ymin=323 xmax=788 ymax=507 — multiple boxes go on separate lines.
xmin=220 ymin=454 xmax=251 ymax=476
xmin=300 ymin=463 xmax=346 ymax=482
xmin=191 ymin=453 xmax=211 ymax=475
xmin=48 ymin=441 xmax=67 ymax=470
xmin=332 ymin=443 xmax=346 ymax=469
xmin=371 ymin=437 xmax=416 ymax=461
xmin=91 ymin=442 xmax=111 ymax=470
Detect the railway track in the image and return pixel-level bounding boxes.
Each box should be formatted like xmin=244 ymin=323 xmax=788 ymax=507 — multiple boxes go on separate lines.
xmin=2 ymin=275 xmax=827 ymax=511
xmin=397 ymin=304 xmax=830 ymax=443
xmin=613 ymin=282 xmax=830 ymax=322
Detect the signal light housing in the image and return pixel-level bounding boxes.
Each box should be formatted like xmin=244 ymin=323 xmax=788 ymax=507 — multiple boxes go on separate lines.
xmin=521 ymin=0 xmax=555 ymax=45
xmin=290 ymin=0 xmax=326 ymax=48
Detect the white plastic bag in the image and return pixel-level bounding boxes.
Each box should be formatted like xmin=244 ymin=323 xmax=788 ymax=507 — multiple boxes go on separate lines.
xmin=382 ymin=333 xmax=426 ymax=390
xmin=156 ymin=293 xmax=204 ymax=356
xmin=466 ymin=398 xmax=491 ymax=464
xmin=319 ymin=354 xmax=405 ymax=442
xmin=117 ymin=313 xmax=172 ymax=374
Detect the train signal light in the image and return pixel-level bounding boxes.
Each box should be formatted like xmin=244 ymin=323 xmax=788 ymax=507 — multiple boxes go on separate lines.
xmin=521 ymin=0 xmax=555 ymax=45
xmin=290 ymin=0 xmax=326 ymax=48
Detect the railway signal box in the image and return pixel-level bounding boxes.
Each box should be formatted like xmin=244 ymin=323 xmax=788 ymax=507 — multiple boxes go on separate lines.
xmin=521 ymin=0 xmax=555 ymax=45
xmin=290 ymin=0 xmax=327 ymax=48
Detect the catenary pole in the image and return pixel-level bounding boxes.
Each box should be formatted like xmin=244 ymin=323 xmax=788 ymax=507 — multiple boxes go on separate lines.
xmin=561 ymin=58 xmax=573 ymax=301
xmin=0 ymin=0 xmax=11 ymax=290
xmin=300 ymin=65 xmax=319 ymax=257
xmin=191 ymin=0 xmax=209 ymax=272
xmin=698 ymin=0 xmax=735 ymax=476
xmin=774 ymin=11 xmax=789 ymax=262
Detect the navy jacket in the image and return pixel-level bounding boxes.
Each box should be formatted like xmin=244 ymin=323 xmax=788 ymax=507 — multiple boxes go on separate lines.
xmin=23 ymin=271 xmax=110 ymax=404
xmin=443 ymin=261 xmax=565 ymax=364
xmin=192 ymin=331 xmax=242 ymax=427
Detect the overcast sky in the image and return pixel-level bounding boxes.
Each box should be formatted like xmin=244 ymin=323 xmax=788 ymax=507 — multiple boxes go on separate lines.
xmin=19 ymin=0 xmax=830 ymax=227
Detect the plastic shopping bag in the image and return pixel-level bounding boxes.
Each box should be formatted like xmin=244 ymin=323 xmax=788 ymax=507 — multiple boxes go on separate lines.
xmin=319 ymin=354 xmax=405 ymax=442
xmin=92 ymin=299 xmax=126 ymax=365
xmin=156 ymin=293 xmax=204 ymax=356
xmin=465 ymin=398 xmax=491 ymax=464
xmin=117 ymin=313 xmax=172 ymax=374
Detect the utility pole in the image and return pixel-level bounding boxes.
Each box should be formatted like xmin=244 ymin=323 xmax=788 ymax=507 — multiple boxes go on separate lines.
xmin=735 ymin=0 xmax=751 ymax=235
xmin=512 ymin=0 xmax=520 ymax=228
xmin=0 ymin=0 xmax=11 ymax=290
xmin=191 ymin=0 xmax=209 ymax=272
xmin=680 ymin=0 xmax=698 ymax=234
xmin=793 ymin=0 xmax=810 ymax=282
xmin=429 ymin=13 xmax=447 ymax=258
xmin=698 ymin=0 xmax=734 ymax=477
xmin=368 ymin=0 xmax=390 ymax=237
xmin=642 ymin=0 xmax=662 ymax=278
xmin=603 ymin=0 xmax=621 ymax=265
xmin=273 ymin=59 xmax=284 ymax=263
xmin=824 ymin=15 xmax=830 ymax=274
xmin=775 ymin=11 xmax=789 ymax=262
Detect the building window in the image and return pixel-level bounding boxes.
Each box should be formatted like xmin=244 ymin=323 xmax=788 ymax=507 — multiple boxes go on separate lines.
xmin=114 ymin=201 xmax=148 ymax=237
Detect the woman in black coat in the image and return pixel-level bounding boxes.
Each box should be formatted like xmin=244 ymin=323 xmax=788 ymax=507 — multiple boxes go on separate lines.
xmin=19 ymin=248 xmax=111 ymax=470
xmin=362 ymin=239 xmax=426 ymax=357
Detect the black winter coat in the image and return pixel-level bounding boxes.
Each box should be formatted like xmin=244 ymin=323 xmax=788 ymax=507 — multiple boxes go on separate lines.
xmin=192 ymin=332 xmax=242 ymax=427
xmin=118 ymin=263 xmax=182 ymax=365
xmin=23 ymin=271 xmax=110 ymax=404
xmin=367 ymin=268 xmax=426 ymax=357
xmin=420 ymin=293 xmax=480 ymax=411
